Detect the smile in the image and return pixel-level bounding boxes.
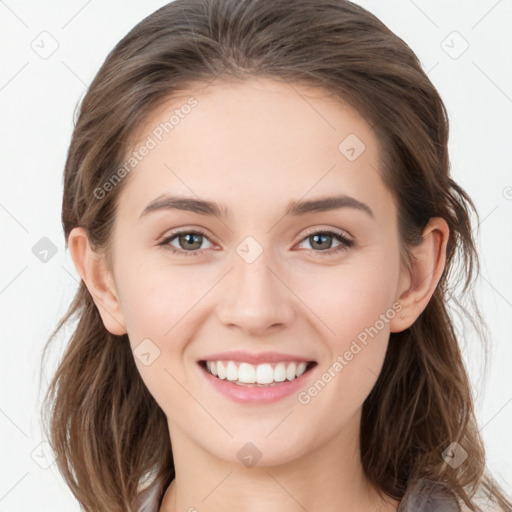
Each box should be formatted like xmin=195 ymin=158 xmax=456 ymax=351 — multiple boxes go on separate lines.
xmin=201 ymin=360 xmax=314 ymax=386
xmin=198 ymin=356 xmax=317 ymax=404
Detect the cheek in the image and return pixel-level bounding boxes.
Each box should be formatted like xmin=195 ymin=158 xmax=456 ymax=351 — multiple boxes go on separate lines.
xmin=115 ymin=243 xmax=399 ymax=416
xmin=115 ymin=262 xmax=206 ymax=412
xmin=115 ymin=259 xmax=217 ymax=400
xmin=302 ymin=254 xmax=399 ymax=342
xmin=296 ymin=257 xmax=398 ymax=405
xmin=116 ymin=258 xmax=214 ymax=341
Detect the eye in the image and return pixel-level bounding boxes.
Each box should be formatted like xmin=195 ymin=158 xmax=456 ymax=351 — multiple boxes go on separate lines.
xmin=159 ymin=229 xmax=214 ymax=257
xmin=296 ymin=229 xmax=354 ymax=255
xmin=158 ymin=228 xmax=354 ymax=257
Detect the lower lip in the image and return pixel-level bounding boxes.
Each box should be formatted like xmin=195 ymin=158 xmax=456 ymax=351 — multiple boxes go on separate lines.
xmin=199 ymin=363 xmax=315 ymax=404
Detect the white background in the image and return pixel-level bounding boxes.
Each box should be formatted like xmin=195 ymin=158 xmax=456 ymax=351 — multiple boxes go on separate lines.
xmin=1 ymin=0 xmax=511 ymax=510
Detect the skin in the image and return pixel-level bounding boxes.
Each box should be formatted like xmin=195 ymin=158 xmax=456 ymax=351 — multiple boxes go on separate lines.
xmin=68 ymin=77 xmax=449 ymax=512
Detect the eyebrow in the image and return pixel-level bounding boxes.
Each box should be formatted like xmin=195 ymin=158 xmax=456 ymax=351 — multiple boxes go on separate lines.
xmin=139 ymin=194 xmax=374 ymax=219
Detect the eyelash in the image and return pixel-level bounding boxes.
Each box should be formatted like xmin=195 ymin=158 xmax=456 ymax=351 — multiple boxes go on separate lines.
xmin=158 ymin=227 xmax=354 ymax=257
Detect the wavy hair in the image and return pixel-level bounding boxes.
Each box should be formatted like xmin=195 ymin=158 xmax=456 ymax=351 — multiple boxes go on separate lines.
xmin=40 ymin=0 xmax=511 ymax=510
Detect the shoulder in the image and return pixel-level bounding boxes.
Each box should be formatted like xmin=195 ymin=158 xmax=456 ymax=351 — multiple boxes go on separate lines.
xmin=459 ymin=500 xmax=509 ymax=512
xmin=397 ymin=479 xmax=509 ymax=512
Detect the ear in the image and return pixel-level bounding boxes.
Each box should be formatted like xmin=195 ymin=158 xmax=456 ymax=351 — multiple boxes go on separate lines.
xmin=390 ymin=217 xmax=450 ymax=333
xmin=67 ymin=227 xmax=127 ymax=336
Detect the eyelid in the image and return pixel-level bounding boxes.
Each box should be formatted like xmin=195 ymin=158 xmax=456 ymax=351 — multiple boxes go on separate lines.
xmin=159 ymin=225 xmax=354 ymax=256
xmin=159 ymin=226 xmax=214 ymax=242
xmin=297 ymin=226 xmax=353 ymax=245
xmin=158 ymin=226 xmax=216 ymax=248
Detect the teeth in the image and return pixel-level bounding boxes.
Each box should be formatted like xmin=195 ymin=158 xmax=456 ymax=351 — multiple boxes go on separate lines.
xmin=226 ymin=361 xmax=238 ymax=381
xmin=256 ymin=363 xmax=274 ymax=384
xmin=274 ymin=362 xmax=287 ymax=382
xmin=296 ymin=362 xmax=307 ymax=377
xmin=239 ymin=362 xmax=256 ymax=383
xmin=204 ymin=360 xmax=310 ymax=385
xmin=286 ymin=362 xmax=297 ymax=380
xmin=208 ymin=361 xmax=217 ymax=376
xmin=217 ymin=361 xmax=226 ymax=379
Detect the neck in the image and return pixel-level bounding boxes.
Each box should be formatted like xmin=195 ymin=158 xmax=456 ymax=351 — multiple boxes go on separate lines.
xmin=159 ymin=409 xmax=400 ymax=512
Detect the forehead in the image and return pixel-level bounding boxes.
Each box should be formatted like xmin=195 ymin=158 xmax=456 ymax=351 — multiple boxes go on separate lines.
xmin=117 ymin=77 xmax=392 ymax=223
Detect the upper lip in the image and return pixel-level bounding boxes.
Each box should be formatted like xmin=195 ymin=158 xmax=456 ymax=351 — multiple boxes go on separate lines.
xmin=200 ymin=351 xmax=315 ymax=365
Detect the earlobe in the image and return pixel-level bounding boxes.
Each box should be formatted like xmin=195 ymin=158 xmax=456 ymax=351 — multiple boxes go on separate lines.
xmin=390 ymin=217 xmax=449 ymax=333
xmin=67 ymin=227 xmax=127 ymax=336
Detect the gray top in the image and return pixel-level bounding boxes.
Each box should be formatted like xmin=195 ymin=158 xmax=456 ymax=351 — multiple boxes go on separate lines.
xmin=135 ymin=477 xmax=461 ymax=512
xmin=396 ymin=478 xmax=460 ymax=512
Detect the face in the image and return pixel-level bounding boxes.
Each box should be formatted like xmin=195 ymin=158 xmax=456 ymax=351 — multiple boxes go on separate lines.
xmin=107 ymin=78 xmax=404 ymax=466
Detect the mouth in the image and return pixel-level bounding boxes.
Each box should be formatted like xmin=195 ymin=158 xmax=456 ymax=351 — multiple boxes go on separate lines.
xmin=198 ymin=359 xmax=318 ymax=387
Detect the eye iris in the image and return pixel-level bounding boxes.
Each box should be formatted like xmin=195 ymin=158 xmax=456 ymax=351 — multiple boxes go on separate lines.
xmin=310 ymin=233 xmax=332 ymax=250
xmin=180 ymin=233 xmax=202 ymax=250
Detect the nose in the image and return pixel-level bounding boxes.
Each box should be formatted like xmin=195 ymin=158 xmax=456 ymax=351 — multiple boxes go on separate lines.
xmin=215 ymin=247 xmax=295 ymax=336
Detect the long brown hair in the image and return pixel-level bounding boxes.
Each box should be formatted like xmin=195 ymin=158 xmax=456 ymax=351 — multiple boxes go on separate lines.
xmin=40 ymin=0 xmax=512 ymax=510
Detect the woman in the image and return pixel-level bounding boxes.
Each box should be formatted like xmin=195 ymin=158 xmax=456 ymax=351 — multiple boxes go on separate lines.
xmin=41 ymin=0 xmax=512 ymax=511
